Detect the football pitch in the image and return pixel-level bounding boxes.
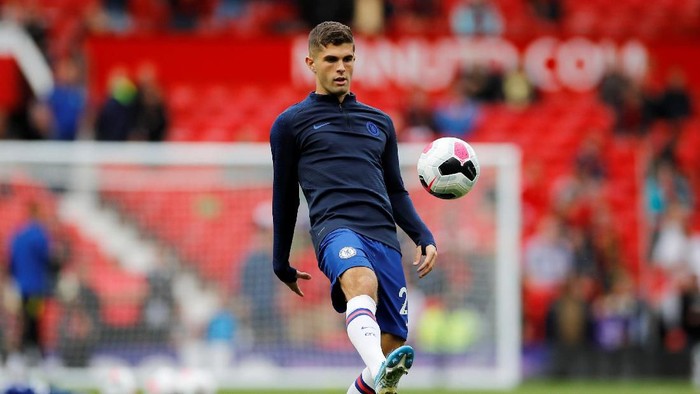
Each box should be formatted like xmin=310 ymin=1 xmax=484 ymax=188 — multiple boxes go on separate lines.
xmin=219 ymin=379 xmax=695 ymax=394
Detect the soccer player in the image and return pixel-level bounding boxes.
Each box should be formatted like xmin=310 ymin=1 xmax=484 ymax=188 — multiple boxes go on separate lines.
xmin=270 ymin=21 xmax=438 ymax=394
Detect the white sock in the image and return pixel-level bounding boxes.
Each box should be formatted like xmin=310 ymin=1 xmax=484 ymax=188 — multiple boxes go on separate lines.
xmin=346 ymin=367 xmax=375 ymax=394
xmin=346 ymin=295 xmax=385 ymax=379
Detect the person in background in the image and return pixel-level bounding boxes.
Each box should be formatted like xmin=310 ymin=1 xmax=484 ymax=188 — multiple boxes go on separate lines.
xmin=95 ymin=69 xmax=138 ymax=141
xmin=45 ymin=57 xmax=86 ymax=141
xmin=55 ymin=268 xmax=101 ymax=367
xmin=239 ymin=201 xmax=284 ymax=347
xmin=133 ymin=64 xmax=169 ymax=142
xmin=432 ymin=77 xmax=480 ymax=139
xmin=449 ymin=0 xmax=504 ymax=37
xmin=8 ymin=201 xmax=53 ymax=361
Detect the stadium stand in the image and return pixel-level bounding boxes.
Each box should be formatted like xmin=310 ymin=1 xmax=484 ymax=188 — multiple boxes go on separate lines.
xmin=1 ymin=0 xmax=699 ymax=384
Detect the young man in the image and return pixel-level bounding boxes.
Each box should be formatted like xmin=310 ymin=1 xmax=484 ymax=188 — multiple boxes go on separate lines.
xmin=270 ymin=21 xmax=437 ymax=394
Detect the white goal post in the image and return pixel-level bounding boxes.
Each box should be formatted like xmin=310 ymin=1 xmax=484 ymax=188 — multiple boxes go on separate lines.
xmin=0 ymin=141 xmax=521 ymax=391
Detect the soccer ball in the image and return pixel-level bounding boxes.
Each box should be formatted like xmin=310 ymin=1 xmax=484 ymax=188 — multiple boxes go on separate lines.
xmin=417 ymin=137 xmax=480 ymax=199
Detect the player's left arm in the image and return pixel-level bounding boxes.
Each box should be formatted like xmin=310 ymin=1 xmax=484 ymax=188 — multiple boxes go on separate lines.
xmin=381 ymin=117 xmax=437 ymax=278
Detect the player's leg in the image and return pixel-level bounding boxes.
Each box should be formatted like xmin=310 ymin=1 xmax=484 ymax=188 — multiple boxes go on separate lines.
xmin=318 ymin=229 xmax=386 ymax=382
xmin=341 ymin=266 xmax=385 ymax=379
xmin=346 ymin=367 xmax=375 ymax=394
xmin=375 ymin=333 xmax=414 ymax=394
xmin=381 ymin=333 xmax=405 ymax=356
xmin=370 ymin=240 xmax=414 ymax=394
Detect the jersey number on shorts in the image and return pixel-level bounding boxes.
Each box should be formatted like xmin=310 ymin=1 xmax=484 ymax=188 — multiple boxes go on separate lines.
xmin=399 ymin=287 xmax=408 ymax=315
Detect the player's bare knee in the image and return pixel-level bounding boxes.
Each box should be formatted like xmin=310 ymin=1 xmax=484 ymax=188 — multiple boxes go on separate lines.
xmin=340 ymin=266 xmax=378 ymax=301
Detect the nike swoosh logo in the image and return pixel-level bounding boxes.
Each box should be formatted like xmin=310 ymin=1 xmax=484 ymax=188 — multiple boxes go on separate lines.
xmin=313 ymin=122 xmax=331 ymax=130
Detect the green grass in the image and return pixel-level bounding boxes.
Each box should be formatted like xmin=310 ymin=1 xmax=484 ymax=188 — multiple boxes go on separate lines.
xmin=219 ymin=379 xmax=696 ymax=394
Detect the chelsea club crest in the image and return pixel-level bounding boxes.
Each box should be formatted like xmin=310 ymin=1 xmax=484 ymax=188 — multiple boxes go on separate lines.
xmin=339 ymin=246 xmax=357 ymax=259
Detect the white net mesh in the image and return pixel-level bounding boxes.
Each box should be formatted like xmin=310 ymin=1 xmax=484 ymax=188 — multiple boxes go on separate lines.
xmin=0 ymin=142 xmax=520 ymax=391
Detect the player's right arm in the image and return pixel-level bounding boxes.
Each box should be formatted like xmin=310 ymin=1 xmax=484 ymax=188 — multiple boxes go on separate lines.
xmin=270 ymin=112 xmax=311 ymax=295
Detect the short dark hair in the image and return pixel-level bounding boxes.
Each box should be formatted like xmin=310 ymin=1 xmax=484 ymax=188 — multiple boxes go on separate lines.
xmin=308 ymin=21 xmax=354 ymax=56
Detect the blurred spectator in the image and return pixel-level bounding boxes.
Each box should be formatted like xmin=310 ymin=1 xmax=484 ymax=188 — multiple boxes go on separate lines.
xmin=296 ymin=0 xmax=354 ymax=29
xmin=545 ymin=275 xmax=594 ymax=377
xmin=45 ymin=57 xmax=87 ymax=141
xmin=658 ymin=68 xmax=692 ymax=127
xmin=528 ymin=0 xmax=563 ymax=25
xmin=645 ymin=160 xmax=694 ymax=240
xmin=139 ymin=247 xmax=177 ymax=343
xmin=55 ymin=269 xmax=101 ymax=367
xmin=461 ymin=65 xmax=503 ymax=103
xmin=503 ymin=66 xmax=535 ymax=109
xmin=619 ymin=84 xmax=657 ymax=137
xmin=133 ymin=65 xmax=169 ymax=142
xmin=449 ymin=0 xmax=504 ymax=37
xmin=432 ymin=78 xmax=480 ymax=138
xmin=616 ymin=83 xmax=647 ymax=136
xmin=354 ymin=0 xmax=386 ymax=36
xmin=239 ymin=200 xmax=284 ymax=346
xmin=210 ymin=0 xmax=250 ymax=32
xmin=598 ymin=65 xmax=629 ymax=117
xmin=172 ymin=267 xmax=219 ymax=365
xmin=102 ymin=0 xmax=133 ymax=32
xmin=206 ymin=299 xmax=238 ymax=343
xmin=523 ymin=215 xmax=574 ymax=342
xmin=550 ymin=155 xmax=601 ymax=231
xmin=95 ymin=70 xmax=138 ymax=141
xmin=598 ymin=65 xmax=656 ymax=136
xmin=8 ymin=201 xmax=53 ymax=359
xmin=651 ymin=201 xmax=692 ymax=270
xmin=24 ymin=100 xmax=54 ymax=140
xmin=681 ymin=273 xmax=700 ymax=348
xmin=524 ymin=215 xmax=575 ymax=294
xmin=205 ymin=292 xmax=239 ymax=369
xmin=0 ymin=267 xmax=22 ymax=364
xmin=587 ymin=207 xmax=624 ymax=292
xmin=385 ymin=0 xmax=441 ymax=35
xmin=574 ymin=132 xmax=607 ymax=182
xmin=0 ymin=110 xmax=9 ymax=139
xmin=416 ymin=299 xmax=482 ymax=355
xmin=400 ymin=89 xmax=435 ymax=142
xmin=168 ymin=0 xmax=217 ymax=31
xmin=592 ymin=271 xmax=653 ymax=376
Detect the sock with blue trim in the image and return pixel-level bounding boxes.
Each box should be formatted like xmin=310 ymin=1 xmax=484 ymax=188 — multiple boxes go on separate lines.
xmin=346 ymin=367 xmax=375 ymax=394
xmin=346 ymin=295 xmax=384 ymax=379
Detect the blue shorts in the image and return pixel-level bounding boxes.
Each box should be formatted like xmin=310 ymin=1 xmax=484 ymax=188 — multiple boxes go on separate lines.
xmin=318 ymin=228 xmax=408 ymax=340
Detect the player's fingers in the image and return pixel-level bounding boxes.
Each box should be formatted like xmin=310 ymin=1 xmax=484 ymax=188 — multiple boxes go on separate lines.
xmin=296 ymin=271 xmax=312 ymax=281
xmin=418 ymin=248 xmax=437 ymax=278
xmin=413 ymin=246 xmax=422 ymax=265
xmin=286 ymin=282 xmax=305 ymax=297
xmin=417 ymin=259 xmax=433 ymax=278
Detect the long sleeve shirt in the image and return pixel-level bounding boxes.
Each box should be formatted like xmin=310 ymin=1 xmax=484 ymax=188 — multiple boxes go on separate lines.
xmin=270 ymin=92 xmax=435 ymax=283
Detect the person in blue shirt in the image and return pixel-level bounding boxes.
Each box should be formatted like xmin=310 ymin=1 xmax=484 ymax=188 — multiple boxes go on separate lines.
xmin=9 ymin=201 xmax=52 ymax=358
xmin=46 ymin=57 xmax=86 ymax=141
xmin=270 ymin=21 xmax=438 ymax=394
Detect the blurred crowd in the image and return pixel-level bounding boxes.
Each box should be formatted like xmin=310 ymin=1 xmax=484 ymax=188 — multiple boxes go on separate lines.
xmin=0 ymin=0 xmax=699 ymax=381
xmin=0 ymin=0 xmax=543 ymax=142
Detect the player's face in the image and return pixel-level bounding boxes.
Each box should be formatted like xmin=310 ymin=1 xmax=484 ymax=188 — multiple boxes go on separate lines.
xmin=308 ymin=43 xmax=355 ymax=99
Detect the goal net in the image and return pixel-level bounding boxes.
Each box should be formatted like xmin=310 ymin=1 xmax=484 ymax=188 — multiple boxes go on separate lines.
xmin=0 ymin=141 xmax=520 ymax=392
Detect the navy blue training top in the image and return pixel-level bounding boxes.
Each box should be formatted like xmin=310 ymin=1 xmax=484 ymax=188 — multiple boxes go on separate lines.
xmin=270 ymin=92 xmax=435 ymax=283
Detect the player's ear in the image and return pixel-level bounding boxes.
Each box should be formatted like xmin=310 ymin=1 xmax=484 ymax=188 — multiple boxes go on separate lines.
xmin=305 ymin=56 xmax=316 ymax=73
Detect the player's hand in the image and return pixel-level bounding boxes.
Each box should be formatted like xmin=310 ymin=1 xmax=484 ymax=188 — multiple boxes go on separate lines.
xmin=414 ymin=244 xmax=437 ymax=278
xmin=284 ymin=270 xmax=312 ymax=297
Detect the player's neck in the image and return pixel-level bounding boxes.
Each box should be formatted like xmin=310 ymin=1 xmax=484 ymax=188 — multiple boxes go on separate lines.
xmin=314 ymin=90 xmax=349 ymax=103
